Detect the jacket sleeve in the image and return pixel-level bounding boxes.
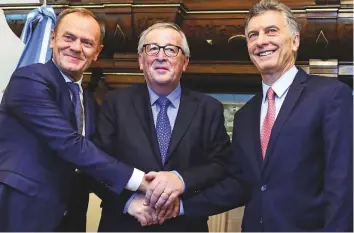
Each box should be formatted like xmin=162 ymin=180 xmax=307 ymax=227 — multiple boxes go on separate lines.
xmin=322 ymin=83 xmax=353 ymax=231
xmin=3 ymin=68 xmax=133 ymax=194
xmin=178 ymin=101 xmax=234 ymax=196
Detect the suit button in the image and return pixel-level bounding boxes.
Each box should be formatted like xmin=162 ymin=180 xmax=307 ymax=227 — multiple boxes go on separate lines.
xmin=260 ymin=217 xmax=263 ymax=224
xmin=261 ymin=185 xmax=267 ymax=192
xmin=63 ymin=210 xmax=68 ymax=216
xmin=74 ymin=168 xmax=81 ymax=174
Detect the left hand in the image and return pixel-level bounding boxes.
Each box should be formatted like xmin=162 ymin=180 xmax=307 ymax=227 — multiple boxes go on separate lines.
xmin=144 ymin=171 xmax=184 ymax=209
xmin=157 ymin=197 xmax=180 ymax=224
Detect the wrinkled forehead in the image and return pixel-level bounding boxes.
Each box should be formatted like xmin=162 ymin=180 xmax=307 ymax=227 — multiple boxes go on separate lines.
xmin=246 ymin=10 xmax=287 ymax=32
xmin=57 ymin=13 xmax=101 ymax=41
xmin=145 ymin=28 xmax=183 ymax=45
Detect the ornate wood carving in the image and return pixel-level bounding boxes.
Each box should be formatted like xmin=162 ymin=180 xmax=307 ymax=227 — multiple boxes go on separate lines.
xmin=2 ymin=0 xmax=352 ymax=91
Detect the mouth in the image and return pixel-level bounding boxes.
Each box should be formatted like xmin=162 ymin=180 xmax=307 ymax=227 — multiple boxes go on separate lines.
xmin=256 ymin=49 xmax=276 ymax=57
xmin=65 ymin=54 xmax=82 ymax=61
xmin=154 ymin=67 xmax=169 ymax=71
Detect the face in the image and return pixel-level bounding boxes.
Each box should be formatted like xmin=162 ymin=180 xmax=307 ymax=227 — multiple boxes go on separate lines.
xmin=246 ymin=10 xmax=299 ymax=77
xmin=50 ymin=12 xmax=103 ymax=81
xmin=138 ymin=28 xmax=189 ymax=95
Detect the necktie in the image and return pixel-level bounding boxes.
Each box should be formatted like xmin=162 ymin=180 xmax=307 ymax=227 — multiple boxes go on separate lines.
xmin=67 ymin=82 xmax=84 ymax=135
xmin=261 ymin=87 xmax=276 ymax=160
xmin=156 ymin=97 xmax=172 ymax=165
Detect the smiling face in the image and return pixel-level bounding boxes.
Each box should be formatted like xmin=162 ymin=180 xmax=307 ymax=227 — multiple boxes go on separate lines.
xmin=246 ymin=10 xmax=299 ymax=81
xmin=138 ymin=27 xmax=189 ymax=96
xmin=50 ymin=12 xmax=103 ymax=81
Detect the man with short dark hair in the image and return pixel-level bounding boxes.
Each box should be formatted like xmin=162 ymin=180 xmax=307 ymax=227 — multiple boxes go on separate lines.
xmin=183 ymin=0 xmax=353 ymax=231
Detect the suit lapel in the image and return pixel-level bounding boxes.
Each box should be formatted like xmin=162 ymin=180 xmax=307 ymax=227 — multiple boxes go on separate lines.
xmin=132 ymin=85 xmax=163 ymax=167
xmin=83 ymin=90 xmax=94 ymax=136
xmin=166 ymin=88 xmax=198 ymax=162
xmin=263 ymin=68 xmax=307 ymax=168
xmin=250 ymin=94 xmax=263 ymax=173
xmin=47 ymin=60 xmax=76 ymax=127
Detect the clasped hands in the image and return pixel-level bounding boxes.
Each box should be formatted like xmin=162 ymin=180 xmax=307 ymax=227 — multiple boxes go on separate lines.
xmin=128 ymin=171 xmax=184 ymax=226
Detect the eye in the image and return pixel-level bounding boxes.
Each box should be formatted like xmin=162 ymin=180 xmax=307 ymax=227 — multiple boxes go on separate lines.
xmin=165 ymin=46 xmax=178 ymax=54
xmin=147 ymin=44 xmax=159 ymax=52
xmin=82 ymin=40 xmax=94 ymax=48
xmin=267 ymin=28 xmax=278 ymax=34
xmin=248 ymin=33 xmax=257 ymax=40
xmin=63 ymin=34 xmax=75 ymax=42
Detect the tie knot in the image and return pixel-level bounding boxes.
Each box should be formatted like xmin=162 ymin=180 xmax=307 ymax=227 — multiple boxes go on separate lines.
xmin=67 ymin=82 xmax=80 ymax=96
xmin=267 ymin=87 xmax=275 ymax=100
xmin=156 ymin=97 xmax=171 ymax=109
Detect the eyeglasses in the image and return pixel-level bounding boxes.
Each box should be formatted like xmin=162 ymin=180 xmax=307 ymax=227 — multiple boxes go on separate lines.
xmin=143 ymin=43 xmax=184 ymax=57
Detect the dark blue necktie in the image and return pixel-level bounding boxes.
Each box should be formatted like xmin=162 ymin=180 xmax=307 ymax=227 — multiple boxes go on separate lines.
xmin=67 ymin=82 xmax=84 ymax=135
xmin=156 ymin=97 xmax=172 ymax=164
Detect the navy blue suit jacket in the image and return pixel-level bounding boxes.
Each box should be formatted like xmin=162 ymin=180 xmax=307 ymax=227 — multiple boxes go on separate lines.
xmin=0 ymin=60 xmax=133 ymax=231
xmin=184 ymin=69 xmax=353 ymax=231
xmin=93 ymin=84 xmax=231 ymax=232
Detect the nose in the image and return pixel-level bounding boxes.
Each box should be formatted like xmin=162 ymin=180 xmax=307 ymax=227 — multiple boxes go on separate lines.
xmin=255 ymin=32 xmax=269 ymax=47
xmin=70 ymin=39 xmax=82 ymax=52
xmin=156 ymin=48 xmax=167 ymax=60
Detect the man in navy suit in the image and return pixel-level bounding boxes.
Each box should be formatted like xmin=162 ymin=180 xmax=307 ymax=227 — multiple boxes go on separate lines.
xmin=0 ymin=8 xmax=152 ymax=231
xmin=183 ymin=0 xmax=353 ymax=231
xmin=94 ymin=22 xmax=231 ymax=231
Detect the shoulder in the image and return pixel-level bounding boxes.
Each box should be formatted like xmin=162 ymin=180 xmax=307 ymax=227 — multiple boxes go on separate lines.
xmin=11 ymin=62 xmax=58 ymax=85
xmin=304 ymin=74 xmax=352 ymax=99
xmin=185 ymin=88 xmax=223 ymax=108
xmin=103 ymin=83 xmax=145 ymax=102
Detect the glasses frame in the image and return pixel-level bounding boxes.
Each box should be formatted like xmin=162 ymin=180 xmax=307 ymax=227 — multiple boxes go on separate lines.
xmin=142 ymin=43 xmax=184 ymax=58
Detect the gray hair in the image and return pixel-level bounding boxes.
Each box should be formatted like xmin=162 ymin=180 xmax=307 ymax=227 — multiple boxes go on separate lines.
xmin=245 ymin=0 xmax=301 ymax=36
xmin=137 ymin=22 xmax=190 ymax=57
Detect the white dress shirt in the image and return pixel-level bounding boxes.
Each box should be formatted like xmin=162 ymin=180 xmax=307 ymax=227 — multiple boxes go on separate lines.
xmin=260 ymin=66 xmax=298 ymax=131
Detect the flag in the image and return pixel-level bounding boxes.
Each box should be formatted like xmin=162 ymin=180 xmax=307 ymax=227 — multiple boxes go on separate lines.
xmin=17 ymin=5 xmax=56 ymax=68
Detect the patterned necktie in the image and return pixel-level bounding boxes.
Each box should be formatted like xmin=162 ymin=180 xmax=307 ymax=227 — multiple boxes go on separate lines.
xmin=156 ymin=97 xmax=172 ymax=165
xmin=261 ymin=87 xmax=276 ymax=160
xmin=67 ymin=82 xmax=84 ymax=135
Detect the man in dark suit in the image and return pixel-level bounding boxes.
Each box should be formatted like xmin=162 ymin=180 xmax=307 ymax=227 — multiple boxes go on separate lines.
xmin=0 ymin=8 xmax=151 ymax=231
xmin=94 ymin=22 xmax=231 ymax=231
xmin=183 ymin=0 xmax=353 ymax=231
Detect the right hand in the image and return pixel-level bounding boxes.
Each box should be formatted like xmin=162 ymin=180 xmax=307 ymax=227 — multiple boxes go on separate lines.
xmin=127 ymin=194 xmax=158 ymax=226
xmin=138 ymin=177 xmax=150 ymax=193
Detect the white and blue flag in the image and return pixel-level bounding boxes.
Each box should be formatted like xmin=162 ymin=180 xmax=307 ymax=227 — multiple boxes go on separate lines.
xmin=17 ymin=5 xmax=56 ymax=68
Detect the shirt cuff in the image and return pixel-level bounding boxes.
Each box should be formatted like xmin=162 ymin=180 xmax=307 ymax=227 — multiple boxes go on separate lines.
xmin=125 ymin=168 xmax=145 ymax=191
xmin=123 ymin=193 xmax=139 ymax=214
xmin=179 ymin=199 xmax=184 ymax=215
xmin=172 ymin=170 xmax=185 ymax=192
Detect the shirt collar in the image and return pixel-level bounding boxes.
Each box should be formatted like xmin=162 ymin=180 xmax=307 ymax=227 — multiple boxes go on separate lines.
xmin=52 ymin=59 xmax=83 ymax=93
xmin=262 ymin=66 xmax=298 ymax=102
xmin=147 ymin=84 xmax=181 ymax=108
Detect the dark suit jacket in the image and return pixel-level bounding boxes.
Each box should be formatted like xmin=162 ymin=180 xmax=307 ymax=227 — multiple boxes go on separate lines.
xmin=183 ymin=68 xmax=353 ymax=231
xmin=94 ymin=83 xmax=231 ymax=232
xmin=0 ymin=60 xmax=134 ymax=231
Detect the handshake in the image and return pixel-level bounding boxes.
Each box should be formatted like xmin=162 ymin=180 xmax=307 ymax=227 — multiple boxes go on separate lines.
xmin=129 ymin=171 xmax=185 ymax=227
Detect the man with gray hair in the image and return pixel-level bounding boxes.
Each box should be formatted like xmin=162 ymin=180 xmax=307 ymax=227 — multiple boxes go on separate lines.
xmin=182 ymin=0 xmax=353 ymax=231
xmin=94 ymin=22 xmax=231 ymax=231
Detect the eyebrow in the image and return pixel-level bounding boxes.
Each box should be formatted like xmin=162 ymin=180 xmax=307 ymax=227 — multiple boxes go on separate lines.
xmin=63 ymin=31 xmax=95 ymax=43
xmin=247 ymin=25 xmax=280 ymax=36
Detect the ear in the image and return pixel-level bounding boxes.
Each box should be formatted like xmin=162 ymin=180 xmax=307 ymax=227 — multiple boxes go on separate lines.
xmin=49 ymin=30 xmax=55 ymax=49
xmin=182 ymin=56 xmax=189 ymax=72
xmin=138 ymin=54 xmax=144 ymax=71
xmin=292 ymin=33 xmax=300 ymax=52
xmin=93 ymin=44 xmax=104 ymax=61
